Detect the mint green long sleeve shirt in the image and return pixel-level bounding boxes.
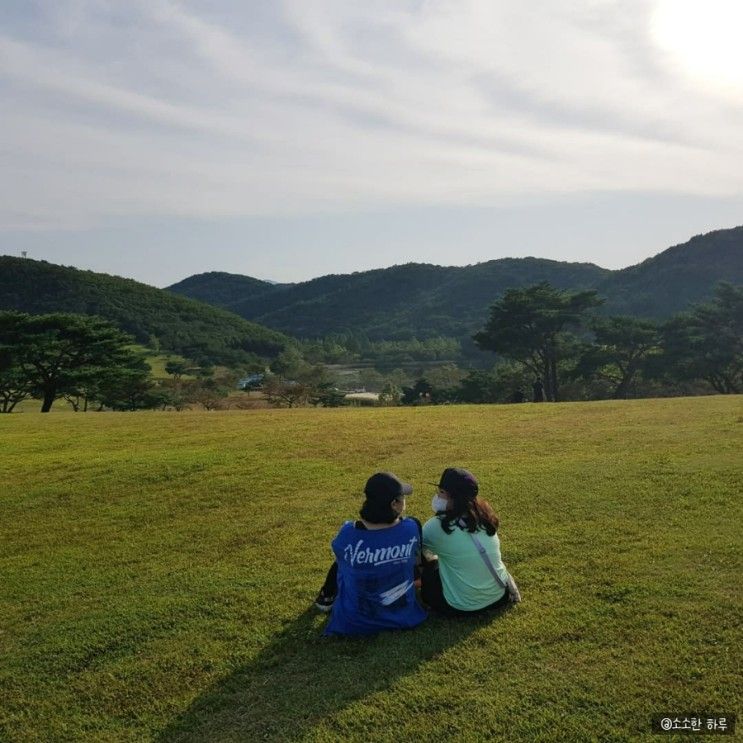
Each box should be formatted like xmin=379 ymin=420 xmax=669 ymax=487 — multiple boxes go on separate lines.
xmin=422 ymin=516 xmax=508 ymax=611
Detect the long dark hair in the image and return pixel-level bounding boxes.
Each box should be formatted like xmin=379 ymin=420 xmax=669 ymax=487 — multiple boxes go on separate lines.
xmin=360 ymin=497 xmax=400 ymax=524
xmin=439 ymin=493 xmax=499 ymax=535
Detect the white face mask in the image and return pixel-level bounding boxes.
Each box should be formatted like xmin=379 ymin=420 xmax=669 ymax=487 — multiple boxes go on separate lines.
xmin=432 ymin=494 xmax=449 ymax=513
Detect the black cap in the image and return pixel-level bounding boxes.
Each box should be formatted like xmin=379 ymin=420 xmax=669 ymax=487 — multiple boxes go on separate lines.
xmin=364 ymin=472 xmax=413 ymax=503
xmin=438 ymin=467 xmax=478 ymax=499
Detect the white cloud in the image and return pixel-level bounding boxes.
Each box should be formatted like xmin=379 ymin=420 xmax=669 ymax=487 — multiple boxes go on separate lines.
xmin=1 ymin=0 xmax=742 ymax=230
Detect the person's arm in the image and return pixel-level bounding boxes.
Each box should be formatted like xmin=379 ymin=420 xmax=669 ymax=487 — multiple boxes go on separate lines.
xmin=421 ymin=518 xmax=440 ymax=562
xmin=407 ymin=516 xmax=424 ymax=566
xmin=330 ymin=520 xmax=352 ymax=559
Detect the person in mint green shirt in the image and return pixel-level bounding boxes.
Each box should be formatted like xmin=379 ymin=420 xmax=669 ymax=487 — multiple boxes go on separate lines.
xmin=421 ymin=467 xmax=514 ymax=614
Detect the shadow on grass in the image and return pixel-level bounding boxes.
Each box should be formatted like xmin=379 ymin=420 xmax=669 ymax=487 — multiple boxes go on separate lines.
xmin=158 ymin=605 xmax=510 ymax=742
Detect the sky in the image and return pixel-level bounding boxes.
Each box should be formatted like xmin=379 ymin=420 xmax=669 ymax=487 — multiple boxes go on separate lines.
xmin=1 ymin=0 xmax=741 ymax=287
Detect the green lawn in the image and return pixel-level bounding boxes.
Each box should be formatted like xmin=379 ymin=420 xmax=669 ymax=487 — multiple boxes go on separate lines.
xmin=1 ymin=397 xmax=741 ymax=742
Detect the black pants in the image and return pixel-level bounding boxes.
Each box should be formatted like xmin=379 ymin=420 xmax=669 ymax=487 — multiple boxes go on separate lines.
xmin=420 ymin=561 xmax=510 ymax=616
xmin=322 ymin=560 xmax=509 ymax=616
xmin=320 ymin=562 xmax=338 ymax=596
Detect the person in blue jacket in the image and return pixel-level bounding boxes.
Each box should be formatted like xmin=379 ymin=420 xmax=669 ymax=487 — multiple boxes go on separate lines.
xmin=315 ymin=472 xmax=427 ymax=636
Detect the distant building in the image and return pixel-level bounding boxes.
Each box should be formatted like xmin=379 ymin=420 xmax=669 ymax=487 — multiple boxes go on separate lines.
xmin=237 ymin=373 xmax=265 ymax=390
xmin=344 ymin=391 xmax=380 ymax=406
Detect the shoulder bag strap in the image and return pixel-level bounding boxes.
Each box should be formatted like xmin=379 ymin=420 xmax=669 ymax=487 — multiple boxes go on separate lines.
xmin=468 ymin=532 xmax=508 ymax=591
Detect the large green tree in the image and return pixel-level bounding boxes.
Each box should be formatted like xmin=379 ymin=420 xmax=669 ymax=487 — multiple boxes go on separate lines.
xmin=0 ymin=312 xmax=141 ymax=412
xmin=659 ymin=283 xmax=743 ymax=394
xmin=573 ymin=316 xmax=660 ymax=399
xmin=94 ymin=356 xmax=165 ymax=411
xmin=466 ymin=362 xmax=532 ymax=404
xmin=0 ymin=346 xmax=34 ymax=413
xmin=473 ymin=282 xmax=602 ymax=401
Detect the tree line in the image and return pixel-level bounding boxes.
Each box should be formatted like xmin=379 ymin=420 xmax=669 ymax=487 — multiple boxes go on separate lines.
xmin=2 ymin=281 xmax=740 ymax=413
xmin=0 ymin=311 xmax=343 ymax=413
xmin=0 ymin=312 xmax=255 ymax=413
xmin=0 ymin=312 xmax=149 ymax=413
xmin=399 ymin=281 xmax=741 ymax=405
xmin=257 ymin=281 xmax=742 ymax=408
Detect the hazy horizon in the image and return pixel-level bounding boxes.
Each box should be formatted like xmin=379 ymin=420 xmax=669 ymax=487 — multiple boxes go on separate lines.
xmin=3 ymin=218 xmax=740 ymax=289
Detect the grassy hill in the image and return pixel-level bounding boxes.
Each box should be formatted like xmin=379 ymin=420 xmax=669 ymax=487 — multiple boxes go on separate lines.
xmin=0 ymin=257 xmax=291 ymax=366
xmin=1 ymin=397 xmax=740 ymax=741
xmin=167 ymin=226 xmax=743 ymax=341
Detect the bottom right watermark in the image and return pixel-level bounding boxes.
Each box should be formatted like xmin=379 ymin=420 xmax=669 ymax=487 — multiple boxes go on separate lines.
xmin=652 ymin=714 xmax=736 ymax=735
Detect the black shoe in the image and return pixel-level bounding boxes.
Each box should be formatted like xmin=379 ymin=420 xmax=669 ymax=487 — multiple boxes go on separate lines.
xmin=314 ymin=590 xmax=335 ymax=613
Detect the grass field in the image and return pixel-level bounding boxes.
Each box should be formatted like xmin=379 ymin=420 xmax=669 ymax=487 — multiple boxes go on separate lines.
xmin=1 ymin=397 xmax=741 ymax=742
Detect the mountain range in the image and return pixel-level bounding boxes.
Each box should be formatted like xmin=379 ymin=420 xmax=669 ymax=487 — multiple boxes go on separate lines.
xmin=2 ymin=226 xmax=741 ymax=366
xmin=168 ymin=226 xmax=743 ymax=341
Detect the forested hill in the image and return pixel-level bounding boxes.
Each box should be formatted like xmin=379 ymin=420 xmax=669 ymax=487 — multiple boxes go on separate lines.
xmin=598 ymin=226 xmax=743 ymax=316
xmin=0 ymin=257 xmax=290 ymax=366
xmin=170 ymin=259 xmax=610 ymax=339
xmin=167 ymin=226 xmax=743 ymax=340
xmin=167 ymin=271 xmax=286 ymax=308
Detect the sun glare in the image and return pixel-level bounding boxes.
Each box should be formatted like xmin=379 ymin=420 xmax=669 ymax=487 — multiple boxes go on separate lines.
xmin=651 ymin=0 xmax=743 ymax=94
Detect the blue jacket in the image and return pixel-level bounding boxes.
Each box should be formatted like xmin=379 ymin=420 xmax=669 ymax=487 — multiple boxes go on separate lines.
xmin=324 ymin=518 xmax=427 ymax=636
